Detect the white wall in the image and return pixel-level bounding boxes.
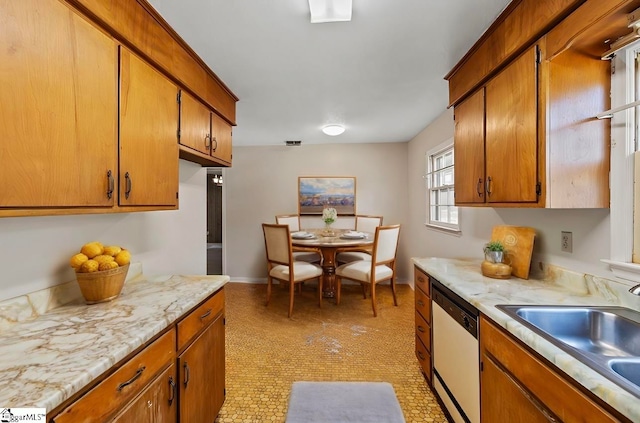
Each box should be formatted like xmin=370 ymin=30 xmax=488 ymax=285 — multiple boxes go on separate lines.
xmin=0 ymin=160 xmax=207 ymax=302
xmin=407 ymin=109 xmax=614 ymax=281
xmin=224 ymin=143 xmax=410 ymax=281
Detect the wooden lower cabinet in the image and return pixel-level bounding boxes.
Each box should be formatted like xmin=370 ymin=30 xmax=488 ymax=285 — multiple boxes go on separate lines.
xmin=110 ymin=363 xmax=177 ymax=423
xmin=51 ymin=288 xmax=226 ymax=423
xmin=179 ymin=313 xmax=225 ymax=423
xmin=480 ymin=315 xmax=627 ymax=423
xmin=414 ymin=266 xmax=432 ymax=384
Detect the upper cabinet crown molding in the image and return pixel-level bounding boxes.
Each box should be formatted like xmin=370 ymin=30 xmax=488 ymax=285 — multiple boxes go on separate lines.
xmin=65 ymin=0 xmax=237 ymax=126
xmin=445 ymin=0 xmax=584 ymax=107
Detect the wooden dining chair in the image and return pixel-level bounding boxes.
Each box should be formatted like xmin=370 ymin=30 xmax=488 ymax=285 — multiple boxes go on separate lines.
xmin=275 ymin=214 xmax=321 ymax=264
xmin=262 ymin=223 xmax=324 ymax=318
xmin=335 ymin=224 xmax=400 ymax=317
xmin=336 ymin=215 xmax=383 ymax=264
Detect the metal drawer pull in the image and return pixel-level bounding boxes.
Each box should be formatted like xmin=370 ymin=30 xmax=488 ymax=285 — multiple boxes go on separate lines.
xmin=116 ymin=366 xmax=146 ymax=391
xmin=125 ymin=172 xmax=132 ymax=199
xmin=199 ymin=309 xmax=212 ymax=320
xmin=485 ymin=176 xmax=493 ymax=196
xmin=168 ymin=376 xmax=176 ymax=406
xmin=417 ymin=351 xmax=425 ymax=360
xmin=417 ymin=325 xmax=426 ymax=333
xmin=106 ymin=170 xmax=114 ymax=199
xmin=183 ymin=362 xmax=190 ymax=387
xmin=417 ymin=300 xmax=424 ymax=307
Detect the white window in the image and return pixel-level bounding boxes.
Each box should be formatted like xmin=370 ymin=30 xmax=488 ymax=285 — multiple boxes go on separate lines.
xmin=425 ymin=141 xmax=460 ymax=232
xmin=604 ymin=41 xmax=640 ymax=281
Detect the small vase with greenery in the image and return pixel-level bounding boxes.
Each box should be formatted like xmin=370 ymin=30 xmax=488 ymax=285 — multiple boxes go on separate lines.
xmin=484 ymin=241 xmax=506 ymax=263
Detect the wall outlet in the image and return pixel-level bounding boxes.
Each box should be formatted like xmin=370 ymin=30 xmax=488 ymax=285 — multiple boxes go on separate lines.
xmin=561 ymin=231 xmax=573 ymax=253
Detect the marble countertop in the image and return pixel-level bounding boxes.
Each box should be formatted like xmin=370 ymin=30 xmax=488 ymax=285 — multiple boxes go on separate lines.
xmin=412 ymin=257 xmax=640 ymax=422
xmin=0 ymin=271 xmax=229 ymax=412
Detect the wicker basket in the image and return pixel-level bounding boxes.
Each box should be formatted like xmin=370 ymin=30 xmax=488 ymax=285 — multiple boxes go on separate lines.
xmin=76 ymin=264 xmax=129 ymax=304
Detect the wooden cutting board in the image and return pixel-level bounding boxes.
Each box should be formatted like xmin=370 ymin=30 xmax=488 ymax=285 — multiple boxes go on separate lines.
xmin=490 ymin=225 xmax=536 ymax=279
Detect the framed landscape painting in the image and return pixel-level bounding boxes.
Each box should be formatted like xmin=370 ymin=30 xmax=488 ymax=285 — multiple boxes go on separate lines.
xmin=298 ymin=177 xmax=356 ymax=215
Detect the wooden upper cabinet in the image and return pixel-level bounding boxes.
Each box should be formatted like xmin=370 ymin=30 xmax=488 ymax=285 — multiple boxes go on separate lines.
xmin=454 ymin=89 xmax=486 ymax=204
xmin=0 ymin=0 xmax=117 ymax=208
xmin=179 ymin=91 xmax=212 ymax=156
xmin=211 ymin=114 xmax=233 ymax=166
xmin=485 ymin=46 xmax=539 ymax=204
xmin=119 ymin=47 xmax=179 ymax=207
xmin=178 ymin=93 xmax=233 ymax=167
xmin=454 ymin=46 xmax=539 ymax=206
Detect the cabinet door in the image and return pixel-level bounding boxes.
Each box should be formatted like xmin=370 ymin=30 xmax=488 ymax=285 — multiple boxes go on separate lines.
xmin=454 ymin=88 xmax=486 ymax=204
xmin=485 ymin=45 xmax=539 ymax=203
xmin=111 ymin=364 xmax=177 ymax=423
xmin=211 ymin=114 xmax=233 ymax=165
xmin=0 ymin=0 xmax=117 ymax=207
xmin=180 ymin=91 xmax=212 ymax=156
xmin=119 ymin=47 xmax=179 ymax=206
xmin=481 ymin=353 xmax=556 ymax=422
xmin=179 ymin=314 xmax=225 ymax=423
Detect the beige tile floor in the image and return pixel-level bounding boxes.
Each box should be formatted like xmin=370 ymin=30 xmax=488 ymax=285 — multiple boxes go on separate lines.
xmin=215 ymin=282 xmax=447 ymax=423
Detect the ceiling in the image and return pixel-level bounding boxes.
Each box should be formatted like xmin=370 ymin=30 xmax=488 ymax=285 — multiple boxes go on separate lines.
xmin=147 ymin=0 xmax=511 ymax=147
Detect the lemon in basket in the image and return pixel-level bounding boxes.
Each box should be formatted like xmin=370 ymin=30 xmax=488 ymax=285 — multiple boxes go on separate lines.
xmin=70 ymin=253 xmax=89 ymax=269
xmin=80 ymin=242 xmax=104 ymax=259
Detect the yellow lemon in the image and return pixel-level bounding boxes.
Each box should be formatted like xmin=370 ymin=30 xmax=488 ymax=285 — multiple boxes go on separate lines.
xmin=114 ymin=249 xmax=131 ymax=266
xmin=98 ymin=261 xmax=119 ymax=271
xmin=93 ymin=254 xmax=115 ymax=265
xmin=103 ymin=245 xmax=122 ymax=257
xmin=79 ymin=259 xmax=99 ymax=273
xmin=69 ymin=253 xmax=89 ymax=269
xmin=80 ymin=242 xmax=104 ymax=259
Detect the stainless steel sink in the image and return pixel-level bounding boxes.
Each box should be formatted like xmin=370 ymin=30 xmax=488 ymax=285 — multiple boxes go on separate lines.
xmin=497 ymin=305 xmax=640 ymax=398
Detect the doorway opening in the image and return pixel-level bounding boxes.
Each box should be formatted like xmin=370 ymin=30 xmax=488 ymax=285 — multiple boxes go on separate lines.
xmin=207 ymin=169 xmax=223 ymax=274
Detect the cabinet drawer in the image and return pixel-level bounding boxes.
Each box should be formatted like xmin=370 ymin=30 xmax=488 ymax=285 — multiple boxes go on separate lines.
xmin=177 ymin=289 xmax=225 ymax=350
xmin=54 ymin=329 xmax=176 ymax=423
xmin=415 ymin=310 xmax=431 ymax=353
xmin=415 ymin=285 xmax=431 ymax=323
xmin=414 ymin=267 xmax=430 ymax=296
xmin=415 ymin=336 xmax=432 ymax=383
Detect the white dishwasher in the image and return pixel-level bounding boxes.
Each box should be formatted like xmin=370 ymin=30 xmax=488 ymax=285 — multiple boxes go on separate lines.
xmin=432 ymin=279 xmax=480 ymax=423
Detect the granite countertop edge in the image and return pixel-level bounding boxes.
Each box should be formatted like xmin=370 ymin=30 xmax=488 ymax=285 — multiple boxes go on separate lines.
xmin=0 ymin=274 xmax=229 ymax=412
xmin=412 ymin=257 xmax=640 ymax=422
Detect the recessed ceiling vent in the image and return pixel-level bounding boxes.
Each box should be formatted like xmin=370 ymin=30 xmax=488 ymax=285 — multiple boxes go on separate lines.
xmin=285 ymin=140 xmax=302 ymax=146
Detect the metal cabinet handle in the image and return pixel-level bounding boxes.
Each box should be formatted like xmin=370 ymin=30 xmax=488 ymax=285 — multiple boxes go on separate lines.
xmin=125 ymin=172 xmax=132 ymax=199
xmin=168 ymin=376 xmax=176 ymax=406
xmin=183 ymin=362 xmax=190 ymax=387
xmin=212 ymin=136 xmax=218 ymax=152
xmin=476 ymin=178 xmax=483 ymax=197
xmin=417 ymin=325 xmax=426 ymax=333
xmin=417 ymin=350 xmax=426 ymax=360
xmin=485 ymin=176 xmax=493 ymax=197
xmin=106 ymin=170 xmax=114 ymax=199
xmin=200 ymin=309 xmax=212 ymax=320
xmin=117 ymin=366 xmax=145 ymax=391
xmin=205 ymin=134 xmax=211 ymax=149
xmin=417 ymin=300 xmax=424 ymax=307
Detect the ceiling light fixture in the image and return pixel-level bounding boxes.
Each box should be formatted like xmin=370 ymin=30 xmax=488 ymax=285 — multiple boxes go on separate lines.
xmin=308 ymin=0 xmax=352 ymax=24
xmin=322 ymin=124 xmax=346 ymax=136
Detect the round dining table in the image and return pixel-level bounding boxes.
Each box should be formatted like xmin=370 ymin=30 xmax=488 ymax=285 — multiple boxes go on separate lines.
xmin=291 ymin=228 xmax=374 ymax=298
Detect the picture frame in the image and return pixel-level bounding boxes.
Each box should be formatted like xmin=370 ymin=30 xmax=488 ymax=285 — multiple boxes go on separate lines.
xmin=298 ymin=176 xmax=356 ymax=216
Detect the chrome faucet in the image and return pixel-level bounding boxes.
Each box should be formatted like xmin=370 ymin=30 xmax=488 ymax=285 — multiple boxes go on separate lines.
xmin=630 ymin=283 xmax=640 ymax=295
